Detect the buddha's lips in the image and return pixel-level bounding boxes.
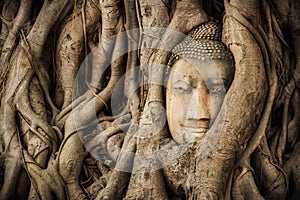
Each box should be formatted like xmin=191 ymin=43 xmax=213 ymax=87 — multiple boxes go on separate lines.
xmin=176 ymin=127 xmax=208 ymax=143
xmin=182 ymin=127 xmax=208 ymax=134
xmin=179 ymin=123 xmax=209 ymax=133
xmin=171 ymin=125 xmax=209 ymax=143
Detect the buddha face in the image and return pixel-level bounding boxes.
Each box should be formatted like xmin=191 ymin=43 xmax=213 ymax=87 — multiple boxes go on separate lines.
xmin=166 ymin=58 xmax=233 ymax=144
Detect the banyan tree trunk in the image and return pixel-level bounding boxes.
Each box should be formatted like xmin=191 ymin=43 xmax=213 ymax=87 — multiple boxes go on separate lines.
xmin=0 ymin=0 xmax=298 ymax=199
xmin=187 ymin=0 xmax=269 ymax=199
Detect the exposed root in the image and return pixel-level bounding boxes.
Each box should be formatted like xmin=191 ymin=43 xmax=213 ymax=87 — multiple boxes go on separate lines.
xmin=277 ymin=97 xmax=290 ymax=165
xmin=56 ymin=15 xmax=126 ymax=197
xmin=14 ymin=69 xmax=58 ymax=153
xmin=96 ymin=134 xmax=137 ymax=199
xmin=18 ymin=76 xmax=53 ymax=160
xmin=55 ymin=0 xmax=101 ymax=110
xmin=0 ymin=0 xmax=19 ymax=44
xmin=0 ymin=129 xmax=23 ymax=200
xmin=20 ymin=32 xmax=60 ymax=124
xmin=284 ymin=141 xmax=300 ymax=199
xmin=123 ymin=0 xmax=140 ymax=119
xmin=26 ymin=0 xmax=72 ymax=57
xmin=287 ymin=89 xmax=300 ymax=149
xmin=23 ymin=152 xmax=66 ymax=200
xmin=0 ymin=0 xmax=33 ymax=96
xmin=56 ymin=0 xmax=125 ymax=127
xmin=87 ymin=122 xmax=131 ymax=153
xmin=55 ymin=91 xmax=93 ymax=125
xmin=231 ymin=169 xmax=264 ymax=200
xmin=0 ymin=1 xmax=297 ymax=199
xmin=0 ymin=16 xmax=13 ymax=31
xmin=224 ymin=0 xmax=278 ymax=198
xmin=251 ymin=136 xmax=288 ymax=199
xmin=98 ymin=111 xmax=130 ymax=123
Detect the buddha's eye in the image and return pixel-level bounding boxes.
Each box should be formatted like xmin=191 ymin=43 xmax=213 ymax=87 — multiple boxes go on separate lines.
xmin=173 ymin=81 xmax=192 ymax=94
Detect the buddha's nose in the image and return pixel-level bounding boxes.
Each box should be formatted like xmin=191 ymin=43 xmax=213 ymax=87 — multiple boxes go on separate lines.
xmin=186 ymin=90 xmax=210 ymax=123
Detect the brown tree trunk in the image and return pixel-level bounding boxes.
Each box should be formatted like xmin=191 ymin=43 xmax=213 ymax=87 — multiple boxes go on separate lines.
xmin=0 ymin=0 xmax=298 ymax=199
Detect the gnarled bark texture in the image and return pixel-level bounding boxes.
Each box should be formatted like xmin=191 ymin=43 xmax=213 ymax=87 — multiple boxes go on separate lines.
xmin=0 ymin=0 xmax=299 ymax=199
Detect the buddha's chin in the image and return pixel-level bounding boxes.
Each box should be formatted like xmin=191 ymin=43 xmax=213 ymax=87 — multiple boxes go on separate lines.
xmin=173 ymin=127 xmax=208 ymax=144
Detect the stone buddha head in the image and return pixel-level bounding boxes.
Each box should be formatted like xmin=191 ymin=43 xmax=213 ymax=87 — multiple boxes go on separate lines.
xmin=166 ymin=21 xmax=235 ymax=144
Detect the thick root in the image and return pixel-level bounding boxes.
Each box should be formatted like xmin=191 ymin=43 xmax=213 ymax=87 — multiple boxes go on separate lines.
xmin=24 ymin=153 xmax=66 ymax=200
xmin=232 ymin=169 xmax=264 ymax=200
xmin=55 ymin=0 xmax=101 ymax=109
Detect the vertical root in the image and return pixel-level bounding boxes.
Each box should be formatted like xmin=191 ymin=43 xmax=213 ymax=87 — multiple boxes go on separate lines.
xmin=0 ymin=0 xmax=33 ymax=95
xmin=55 ymin=0 xmax=101 ymax=109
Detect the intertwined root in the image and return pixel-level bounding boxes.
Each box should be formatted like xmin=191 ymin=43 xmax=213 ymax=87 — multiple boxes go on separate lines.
xmin=0 ymin=0 xmax=33 ymax=94
xmin=0 ymin=0 xmax=299 ymax=199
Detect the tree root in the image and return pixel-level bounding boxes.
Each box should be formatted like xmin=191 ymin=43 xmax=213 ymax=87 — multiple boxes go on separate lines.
xmin=26 ymin=0 xmax=72 ymax=57
xmin=277 ymin=97 xmax=290 ymax=165
xmin=55 ymin=91 xmax=93 ymax=126
xmin=0 ymin=129 xmax=23 ymax=200
xmin=0 ymin=0 xmax=33 ymax=95
xmin=123 ymin=0 xmax=140 ymax=119
xmin=20 ymin=33 xmax=60 ymax=124
xmin=20 ymin=75 xmax=50 ymax=171
xmin=55 ymin=0 xmax=125 ymax=127
xmin=87 ymin=123 xmax=130 ymax=159
xmin=14 ymin=69 xmax=58 ymax=153
xmin=224 ymin=0 xmax=277 ymax=198
xmin=283 ymin=141 xmax=300 ymax=199
xmin=0 ymin=0 xmax=19 ymax=46
xmin=231 ymin=168 xmax=264 ymax=200
xmin=98 ymin=111 xmax=130 ymax=123
xmin=1 ymin=1 xmax=296 ymax=200
xmin=96 ymin=133 xmax=137 ymax=199
xmin=23 ymin=152 xmax=66 ymax=200
xmin=287 ymin=89 xmax=300 ymax=149
xmin=57 ymin=26 xmax=126 ymax=198
xmin=252 ymin=136 xmax=287 ymax=199
xmin=55 ymin=0 xmax=101 ymax=109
